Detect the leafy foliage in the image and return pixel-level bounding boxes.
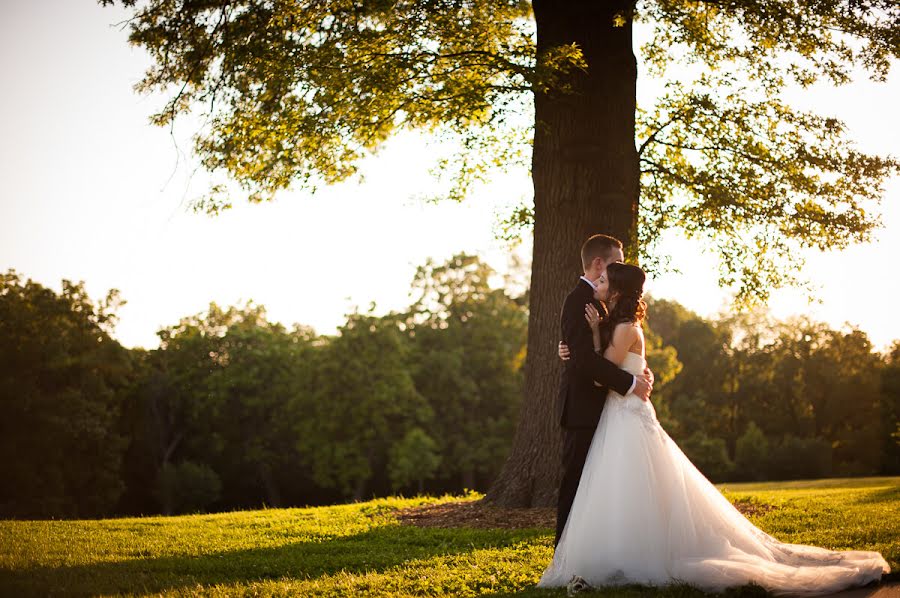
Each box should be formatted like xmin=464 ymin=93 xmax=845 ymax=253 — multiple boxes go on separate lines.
xmin=647 ymin=297 xmax=893 ymax=482
xmin=735 ymin=422 xmax=770 ymax=482
xmin=0 ymin=271 xmax=131 ymax=518
xmin=154 ymin=459 xmax=222 ymax=514
xmin=100 ymin=0 xmax=900 ymax=300
xmin=102 ymin=0 xmax=541 ymax=209
xmin=680 ymin=432 xmax=736 ymax=481
xmin=403 ymin=254 xmax=528 ymax=490
xmin=297 ymin=311 xmax=431 ymax=499
xmin=388 ymin=427 xmax=442 ymax=492
xmin=636 ymin=76 xmax=895 ymax=301
xmin=120 ymin=302 xmax=319 ymax=514
xmin=881 ymin=342 xmax=900 ymax=474
xmin=3 ymin=263 xmax=898 ymax=517
xmin=633 ymin=0 xmax=900 ymax=296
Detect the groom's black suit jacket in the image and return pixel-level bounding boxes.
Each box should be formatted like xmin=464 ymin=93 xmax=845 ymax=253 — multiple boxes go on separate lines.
xmin=557 ymin=277 xmax=634 ymax=429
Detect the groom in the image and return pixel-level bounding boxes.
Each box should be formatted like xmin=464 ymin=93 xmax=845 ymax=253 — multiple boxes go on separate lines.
xmin=555 ymin=233 xmax=653 ymax=547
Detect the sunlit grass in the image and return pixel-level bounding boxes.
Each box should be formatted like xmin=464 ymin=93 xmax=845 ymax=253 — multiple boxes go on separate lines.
xmin=1 ymin=478 xmax=896 ymax=597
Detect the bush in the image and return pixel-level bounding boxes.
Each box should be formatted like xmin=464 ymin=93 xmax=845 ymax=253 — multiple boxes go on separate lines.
xmin=735 ymin=422 xmax=770 ymax=481
xmin=680 ymin=432 xmax=735 ymax=482
xmin=767 ymin=435 xmax=832 ymax=480
xmin=155 ymin=460 xmax=222 ymax=514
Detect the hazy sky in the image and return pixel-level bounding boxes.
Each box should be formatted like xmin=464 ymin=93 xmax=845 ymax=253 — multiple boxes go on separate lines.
xmin=1 ymin=1 xmax=898 ymax=350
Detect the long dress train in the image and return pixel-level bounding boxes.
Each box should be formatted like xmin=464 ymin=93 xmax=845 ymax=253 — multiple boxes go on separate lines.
xmin=538 ymin=352 xmax=890 ymax=596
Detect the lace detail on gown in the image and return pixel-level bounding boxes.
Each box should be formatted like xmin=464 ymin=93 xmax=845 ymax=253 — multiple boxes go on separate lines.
xmin=538 ymin=352 xmax=890 ymax=596
xmin=606 ymin=359 xmax=661 ymax=433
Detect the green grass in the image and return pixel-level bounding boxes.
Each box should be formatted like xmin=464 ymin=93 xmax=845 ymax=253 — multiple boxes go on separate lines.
xmin=1 ymin=477 xmax=897 ymax=597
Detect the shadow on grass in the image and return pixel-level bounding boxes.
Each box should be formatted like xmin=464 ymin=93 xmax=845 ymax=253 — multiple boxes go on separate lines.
xmin=0 ymin=524 xmax=547 ymax=597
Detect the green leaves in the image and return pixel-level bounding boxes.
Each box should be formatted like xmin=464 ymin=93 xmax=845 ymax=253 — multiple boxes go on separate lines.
xmin=648 ymin=296 xmax=891 ymax=480
xmin=0 ymin=271 xmax=132 ymax=518
xmin=402 ymin=254 xmax=527 ymax=488
xmin=632 ymin=0 xmax=899 ymax=302
xmin=639 ymin=0 xmax=900 ymax=87
xmin=388 ymin=427 xmax=442 ymax=491
xmin=296 ymin=311 xmax=431 ymax=497
xmin=636 ymin=75 xmax=897 ymax=303
xmin=103 ymin=0 xmax=899 ymax=304
xmin=106 ymin=0 xmax=537 ymax=211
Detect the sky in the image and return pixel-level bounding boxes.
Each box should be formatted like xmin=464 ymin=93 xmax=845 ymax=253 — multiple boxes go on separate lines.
xmin=1 ymin=1 xmax=898 ymax=351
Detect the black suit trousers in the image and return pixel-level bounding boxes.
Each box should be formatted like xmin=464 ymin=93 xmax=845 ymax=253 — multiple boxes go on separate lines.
xmin=555 ymin=426 xmax=595 ymax=547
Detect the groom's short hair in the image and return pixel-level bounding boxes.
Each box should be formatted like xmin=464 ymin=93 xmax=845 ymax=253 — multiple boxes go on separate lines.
xmin=581 ymin=234 xmax=623 ymax=269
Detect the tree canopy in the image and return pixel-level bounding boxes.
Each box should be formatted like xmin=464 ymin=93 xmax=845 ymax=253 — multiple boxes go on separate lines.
xmin=101 ymin=0 xmax=899 ymax=300
xmin=0 ymin=271 xmax=131 ymax=517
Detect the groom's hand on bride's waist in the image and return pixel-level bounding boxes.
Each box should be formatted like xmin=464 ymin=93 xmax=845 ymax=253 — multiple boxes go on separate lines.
xmin=559 ymin=340 xmax=654 ymax=401
xmin=634 ymin=368 xmax=653 ymax=402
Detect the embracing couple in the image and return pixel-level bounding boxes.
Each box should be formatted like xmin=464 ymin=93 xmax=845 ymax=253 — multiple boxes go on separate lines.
xmin=536 ymin=234 xmax=890 ymax=596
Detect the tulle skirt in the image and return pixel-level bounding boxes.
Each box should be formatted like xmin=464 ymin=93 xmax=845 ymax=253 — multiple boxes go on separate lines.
xmin=538 ymin=395 xmax=890 ymax=596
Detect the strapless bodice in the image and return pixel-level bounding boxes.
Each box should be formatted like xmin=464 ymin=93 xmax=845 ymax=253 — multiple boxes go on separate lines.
xmin=620 ymin=351 xmax=646 ymax=376
xmin=608 ymin=352 xmax=658 ymax=430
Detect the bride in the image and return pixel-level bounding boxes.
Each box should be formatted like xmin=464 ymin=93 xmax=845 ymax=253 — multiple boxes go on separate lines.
xmin=538 ymin=262 xmax=890 ymax=596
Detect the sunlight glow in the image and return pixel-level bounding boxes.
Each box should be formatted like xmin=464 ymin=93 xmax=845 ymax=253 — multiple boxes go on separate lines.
xmin=1 ymin=1 xmax=898 ymax=350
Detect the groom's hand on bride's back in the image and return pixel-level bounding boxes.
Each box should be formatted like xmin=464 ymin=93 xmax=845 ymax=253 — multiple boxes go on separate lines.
xmin=558 ymin=341 xmax=571 ymax=360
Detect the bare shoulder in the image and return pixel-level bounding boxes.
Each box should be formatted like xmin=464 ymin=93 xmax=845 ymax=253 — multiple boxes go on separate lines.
xmin=611 ymin=321 xmax=639 ymax=344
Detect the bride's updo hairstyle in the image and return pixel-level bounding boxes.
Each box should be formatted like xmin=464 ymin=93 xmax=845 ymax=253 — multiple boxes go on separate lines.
xmin=601 ymin=262 xmax=647 ymax=348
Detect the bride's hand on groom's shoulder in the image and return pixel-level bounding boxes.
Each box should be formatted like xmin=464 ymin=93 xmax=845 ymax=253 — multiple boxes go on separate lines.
xmin=558 ymin=341 xmax=571 ymax=361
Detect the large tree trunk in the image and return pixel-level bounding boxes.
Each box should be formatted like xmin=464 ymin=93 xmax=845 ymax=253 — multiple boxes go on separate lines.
xmin=485 ymin=0 xmax=640 ymax=507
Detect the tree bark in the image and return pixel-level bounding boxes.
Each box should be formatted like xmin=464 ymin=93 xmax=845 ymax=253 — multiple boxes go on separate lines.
xmin=485 ymin=0 xmax=639 ymax=507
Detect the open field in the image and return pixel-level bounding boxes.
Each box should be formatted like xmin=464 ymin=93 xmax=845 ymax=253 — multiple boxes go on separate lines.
xmin=1 ymin=477 xmax=897 ymax=597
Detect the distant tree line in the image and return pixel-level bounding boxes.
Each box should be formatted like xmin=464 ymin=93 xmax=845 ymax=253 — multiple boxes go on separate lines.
xmin=647 ymin=301 xmax=900 ymax=483
xmin=1 ymin=261 xmax=898 ymax=518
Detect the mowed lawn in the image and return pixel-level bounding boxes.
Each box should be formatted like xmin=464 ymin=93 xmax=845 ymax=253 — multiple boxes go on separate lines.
xmin=1 ymin=477 xmax=897 ymax=597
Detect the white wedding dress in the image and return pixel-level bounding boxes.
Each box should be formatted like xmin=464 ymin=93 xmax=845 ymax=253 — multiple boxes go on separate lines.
xmin=538 ymin=352 xmax=890 ymax=596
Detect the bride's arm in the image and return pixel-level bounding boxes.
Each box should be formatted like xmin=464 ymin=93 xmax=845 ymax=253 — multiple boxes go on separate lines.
xmin=591 ymin=320 xmax=603 ymax=354
xmin=602 ymin=323 xmax=638 ymax=367
xmin=584 ymin=303 xmax=604 ymax=353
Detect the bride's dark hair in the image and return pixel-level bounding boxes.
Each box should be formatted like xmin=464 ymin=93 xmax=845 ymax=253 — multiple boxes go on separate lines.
xmin=600 ymin=262 xmax=647 ymax=349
